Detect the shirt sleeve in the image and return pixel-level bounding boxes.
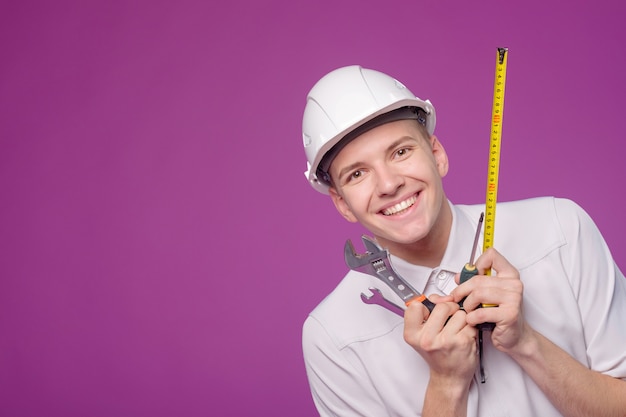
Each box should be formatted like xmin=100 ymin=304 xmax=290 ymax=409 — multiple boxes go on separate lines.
xmin=556 ymin=198 xmax=626 ymax=379
xmin=302 ymin=315 xmax=392 ymax=416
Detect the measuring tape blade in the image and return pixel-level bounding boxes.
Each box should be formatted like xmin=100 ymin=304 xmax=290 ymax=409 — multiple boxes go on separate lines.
xmin=483 ymin=47 xmax=508 ymax=275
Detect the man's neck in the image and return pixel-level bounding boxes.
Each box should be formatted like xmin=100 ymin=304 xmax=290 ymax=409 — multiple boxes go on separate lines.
xmin=378 ymin=200 xmax=453 ymax=268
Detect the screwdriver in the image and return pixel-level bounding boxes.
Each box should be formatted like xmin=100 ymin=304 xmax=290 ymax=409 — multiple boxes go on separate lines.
xmin=459 ymin=212 xmax=496 ymax=329
xmin=459 ymin=212 xmax=493 ymax=384
xmin=460 ymin=212 xmax=484 ymax=285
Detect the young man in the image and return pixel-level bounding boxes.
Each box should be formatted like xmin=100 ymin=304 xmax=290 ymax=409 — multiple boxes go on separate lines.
xmin=301 ymin=65 xmax=626 ymax=416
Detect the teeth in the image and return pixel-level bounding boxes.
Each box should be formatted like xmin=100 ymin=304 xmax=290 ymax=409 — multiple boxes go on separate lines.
xmin=383 ymin=195 xmax=417 ymax=216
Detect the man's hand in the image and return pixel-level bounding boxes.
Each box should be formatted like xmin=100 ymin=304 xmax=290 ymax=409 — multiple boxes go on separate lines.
xmin=450 ymin=247 xmax=534 ymax=355
xmin=448 ymin=247 xmax=626 ymax=417
xmin=403 ymin=296 xmax=478 ymax=389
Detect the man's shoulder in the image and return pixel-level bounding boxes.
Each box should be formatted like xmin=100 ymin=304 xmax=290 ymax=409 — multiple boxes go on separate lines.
xmin=456 ymin=196 xmax=581 ymax=215
xmin=456 ymin=197 xmax=585 ymax=269
xmin=304 ymin=271 xmax=404 ymax=350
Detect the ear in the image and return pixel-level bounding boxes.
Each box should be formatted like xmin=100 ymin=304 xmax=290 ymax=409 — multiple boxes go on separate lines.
xmin=329 ymin=187 xmax=359 ymax=223
xmin=429 ymin=135 xmax=449 ymax=177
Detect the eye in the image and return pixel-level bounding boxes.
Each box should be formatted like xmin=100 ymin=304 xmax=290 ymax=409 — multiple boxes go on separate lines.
xmin=349 ymin=170 xmax=363 ymax=181
xmin=341 ymin=169 xmax=364 ymax=185
xmin=394 ymin=147 xmax=411 ymax=158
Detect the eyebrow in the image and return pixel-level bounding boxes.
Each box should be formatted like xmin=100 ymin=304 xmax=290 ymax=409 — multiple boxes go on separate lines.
xmin=335 ymin=136 xmax=417 ymax=181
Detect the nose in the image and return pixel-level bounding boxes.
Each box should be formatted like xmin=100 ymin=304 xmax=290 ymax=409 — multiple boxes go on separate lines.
xmin=375 ymin=164 xmax=404 ymax=196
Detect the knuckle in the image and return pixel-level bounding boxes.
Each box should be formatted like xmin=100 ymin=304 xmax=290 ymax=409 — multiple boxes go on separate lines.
xmin=403 ymin=329 xmax=413 ymax=344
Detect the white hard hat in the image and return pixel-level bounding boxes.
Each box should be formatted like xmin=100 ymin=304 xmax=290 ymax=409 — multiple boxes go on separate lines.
xmin=302 ymin=65 xmax=436 ymax=194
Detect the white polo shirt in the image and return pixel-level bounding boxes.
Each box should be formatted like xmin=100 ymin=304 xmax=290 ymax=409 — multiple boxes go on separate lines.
xmin=303 ymin=197 xmax=626 ymax=416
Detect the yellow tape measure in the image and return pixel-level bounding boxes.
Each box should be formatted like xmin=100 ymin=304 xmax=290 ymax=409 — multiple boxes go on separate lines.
xmin=483 ymin=47 xmax=508 ymax=275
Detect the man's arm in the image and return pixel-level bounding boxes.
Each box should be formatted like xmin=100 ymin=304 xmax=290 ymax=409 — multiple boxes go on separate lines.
xmin=507 ymin=327 xmax=626 ymax=417
xmin=403 ymin=298 xmax=478 ymax=417
xmin=455 ymin=248 xmax=626 ymax=417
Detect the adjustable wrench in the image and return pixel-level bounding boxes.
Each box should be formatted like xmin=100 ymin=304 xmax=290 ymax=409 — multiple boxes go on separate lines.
xmin=345 ymin=235 xmax=436 ymax=312
xmin=360 ymin=287 xmax=405 ymax=317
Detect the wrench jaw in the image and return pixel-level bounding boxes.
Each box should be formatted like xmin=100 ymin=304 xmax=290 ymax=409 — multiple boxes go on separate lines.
xmin=360 ymin=287 xmax=405 ymax=317
xmin=344 ymin=235 xmax=426 ymax=307
xmin=360 ymin=287 xmax=384 ymax=303
xmin=344 ymin=236 xmax=390 ymax=274
xmin=344 ymin=239 xmax=364 ymax=270
xmin=361 ymin=235 xmax=384 ymax=254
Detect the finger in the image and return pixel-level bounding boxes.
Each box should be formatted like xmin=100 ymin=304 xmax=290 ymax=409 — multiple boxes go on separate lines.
xmin=422 ymin=302 xmax=461 ymax=335
xmin=465 ymin=306 xmax=499 ymax=327
xmin=474 ymin=247 xmax=519 ymax=280
xmin=449 ymin=278 xmax=473 ymax=304
xmin=456 ymin=278 xmax=500 ymax=312
xmin=441 ymin=309 xmax=471 ymax=333
xmin=461 ymin=274 xmax=524 ymax=310
xmin=429 ymin=293 xmax=454 ymax=303
xmin=403 ymin=301 xmax=429 ymax=346
xmin=404 ymin=299 xmax=429 ymax=327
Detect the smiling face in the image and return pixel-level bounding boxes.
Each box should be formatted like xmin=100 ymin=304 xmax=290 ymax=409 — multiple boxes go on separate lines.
xmin=328 ymin=119 xmax=452 ymax=265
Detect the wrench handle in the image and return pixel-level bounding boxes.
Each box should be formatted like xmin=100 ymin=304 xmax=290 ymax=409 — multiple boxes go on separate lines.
xmin=406 ymin=294 xmax=436 ymax=313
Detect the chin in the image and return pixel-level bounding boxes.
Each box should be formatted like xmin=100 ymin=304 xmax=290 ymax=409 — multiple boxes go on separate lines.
xmin=376 ymin=230 xmax=428 ymax=247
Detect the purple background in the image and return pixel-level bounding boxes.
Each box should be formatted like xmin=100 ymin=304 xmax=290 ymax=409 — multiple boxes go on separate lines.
xmin=1 ymin=1 xmax=625 ymax=416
